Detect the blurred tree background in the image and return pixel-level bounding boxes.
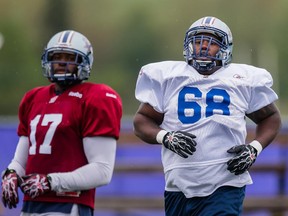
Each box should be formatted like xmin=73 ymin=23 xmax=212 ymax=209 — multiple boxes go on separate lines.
xmin=0 ymin=0 xmax=287 ymax=119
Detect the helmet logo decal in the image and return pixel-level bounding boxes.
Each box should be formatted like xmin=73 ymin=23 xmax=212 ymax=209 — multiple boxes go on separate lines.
xmin=57 ymin=31 xmax=74 ymax=46
xmin=49 ymin=96 xmax=58 ymax=103
xmin=83 ymin=38 xmax=92 ymax=53
xmin=201 ymin=17 xmax=216 ymax=26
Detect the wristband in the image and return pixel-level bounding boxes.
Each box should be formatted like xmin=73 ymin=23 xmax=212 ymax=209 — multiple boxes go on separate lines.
xmin=156 ymin=130 xmax=167 ymax=144
xmin=47 ymin=174 xmax=52 ymax=183
xmin=249 ymin=140 xmax=263 ymax=156
xmin=46 ymin=174 xmax=53 ymax=190
xmin=1 ymin=168 xmax=16 ymax=178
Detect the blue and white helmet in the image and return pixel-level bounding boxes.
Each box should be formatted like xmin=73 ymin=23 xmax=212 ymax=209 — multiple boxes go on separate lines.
xmin=41 ymin=30 xmax=94 ymax=83
xmin=183 ymin=16 xmax=233 ymax=72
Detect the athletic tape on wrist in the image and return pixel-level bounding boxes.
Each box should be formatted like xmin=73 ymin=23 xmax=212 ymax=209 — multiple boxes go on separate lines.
xmin=156 ymin=130 xmax=167 ymax=144
xmin=249 ymin=140 xmax=263 ymax=156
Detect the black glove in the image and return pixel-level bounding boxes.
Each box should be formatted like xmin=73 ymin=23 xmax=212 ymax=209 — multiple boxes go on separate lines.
xmin=162 ymin=131 xmax=197 ymax=158
xmin=20 ymin=174 xmax=51 ymax=199
xmin=1 ymin=169 xmax=22 ymax=209
xmin=227 ymin=144 xmax=258 ymax=175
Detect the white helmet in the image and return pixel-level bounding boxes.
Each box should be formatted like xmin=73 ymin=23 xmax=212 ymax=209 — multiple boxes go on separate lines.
xmin=41 ymin=30 xmax=94 ymax=84
xmin=183 ymin=16 xmax=233 ymax=72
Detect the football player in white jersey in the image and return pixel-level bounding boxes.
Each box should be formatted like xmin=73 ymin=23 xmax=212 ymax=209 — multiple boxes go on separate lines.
xmin=133 ymin=16 xmax=281 ymax=215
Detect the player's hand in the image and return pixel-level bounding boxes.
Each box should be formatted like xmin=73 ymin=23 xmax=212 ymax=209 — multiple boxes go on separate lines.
xmin=20 ymin=174 xmax=51 ymax=199
xmin=1 ymin=169 xmax=22 ymax=209
xmin=227 ymin=144 xmax=258 ymax=175
xmin=162 ymin=131 xmax=197 ymax=158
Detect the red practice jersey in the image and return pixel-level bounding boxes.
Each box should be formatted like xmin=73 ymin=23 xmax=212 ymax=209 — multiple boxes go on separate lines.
xmin=17 ymin=82 xmax=122 ymax=209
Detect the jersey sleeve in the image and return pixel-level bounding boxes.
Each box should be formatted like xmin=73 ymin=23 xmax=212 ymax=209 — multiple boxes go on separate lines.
xmin=81 ymin=85 xmax=122 ymax=139
xmin=17 ymin=94 xmax=29 ymax=136
xmin=17 ymin=89 xmax=39 ymax=137
xmin=17 ymin=87 xmax=46 ymax=137
xmin=135 ymin=64 xmax=165 ymax=113
xmin=246 ymin=68 xmax=278 ymax=114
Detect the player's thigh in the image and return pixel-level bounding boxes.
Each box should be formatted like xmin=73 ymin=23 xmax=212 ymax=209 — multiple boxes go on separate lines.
xmin=20 ymin=213 xmax=73 ymax=216
xmin=201 ymin=186 xmax=246 ymax=216
xmin=164 ymin=191 xmax=190 ymax=216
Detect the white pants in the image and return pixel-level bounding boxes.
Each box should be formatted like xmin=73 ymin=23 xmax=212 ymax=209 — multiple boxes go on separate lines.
xmin=20 ymin=203 xmax=79 ymax=216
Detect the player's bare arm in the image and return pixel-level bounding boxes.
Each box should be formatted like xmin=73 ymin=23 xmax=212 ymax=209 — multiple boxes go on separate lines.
xmin=246 ymin=102 xmax=282 ymax=148
xmin=134 ymin=103 xmax=197 ymax=158
xmin=133 ymin=103 xmax=164 ymax=144
xmin=227 ymin=103 xmax=281 ymax=175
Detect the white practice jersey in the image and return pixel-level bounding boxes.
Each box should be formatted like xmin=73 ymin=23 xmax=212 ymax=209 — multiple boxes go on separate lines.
xmin=135 ymin=61 xmax=278 ymax=198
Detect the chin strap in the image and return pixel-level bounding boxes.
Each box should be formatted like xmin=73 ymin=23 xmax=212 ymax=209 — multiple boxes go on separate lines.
xmin=192 ymin=60 xmax=216 ymax=72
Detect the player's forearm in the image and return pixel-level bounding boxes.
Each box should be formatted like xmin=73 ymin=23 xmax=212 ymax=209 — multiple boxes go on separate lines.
xmin=247 ymin=103 xmax=281 ymax=149
xmin=7 ymin=136 xmax=28 ymax=177
xmin=133 ymin=103 xmax=164 ymax=144
xmin=48 ymin=162 xmax=113 ymax=192
xmin=8 ymin=160 xmax=26 ymax=177
xmin=254 ymin=110 xmax=282 ymax=148
xmin=48 ymin=136 xmax=116 ymax=192
xmin=134 ymin=117 xmax=162 ymax=144
xmin=133 ymin=113 xmax=163 ymax=144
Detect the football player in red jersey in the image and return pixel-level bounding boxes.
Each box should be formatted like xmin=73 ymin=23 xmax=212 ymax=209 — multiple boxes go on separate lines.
xmin=1 ymin=30 xmax=122 ymax=215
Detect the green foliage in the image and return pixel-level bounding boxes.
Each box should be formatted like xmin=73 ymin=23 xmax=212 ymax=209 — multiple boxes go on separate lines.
xmin=0 ymin=1 xmax=287 ymax=116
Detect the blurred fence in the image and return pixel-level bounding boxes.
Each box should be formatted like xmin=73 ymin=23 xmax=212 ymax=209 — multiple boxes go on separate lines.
xmin=0 ymin=119 xmax=288 ymax=216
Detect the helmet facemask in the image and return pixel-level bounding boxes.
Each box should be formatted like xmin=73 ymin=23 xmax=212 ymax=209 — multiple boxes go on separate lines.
xmin=186 ymin=33 xmax=228 ymax=72
xmin=41 ymin=30 xmax=93 ymax=86
xmin=42 ymin=49 xmax=91 ymax=86
xmin=183 ymin=17 xmax=233 ymax=73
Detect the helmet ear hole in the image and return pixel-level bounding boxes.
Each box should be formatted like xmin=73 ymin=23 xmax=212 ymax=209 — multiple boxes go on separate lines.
xmin=47 ymin=52 xmax=54 ymax=61
xmin=76 ymin=55 xmax=83 ymax=64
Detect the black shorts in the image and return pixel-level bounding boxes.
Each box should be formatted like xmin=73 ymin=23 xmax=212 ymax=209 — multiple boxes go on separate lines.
xmin=22 ymin=201 xmax=93 ymax=216
xmin=164 ymin=186 xmax=246 ymax=216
